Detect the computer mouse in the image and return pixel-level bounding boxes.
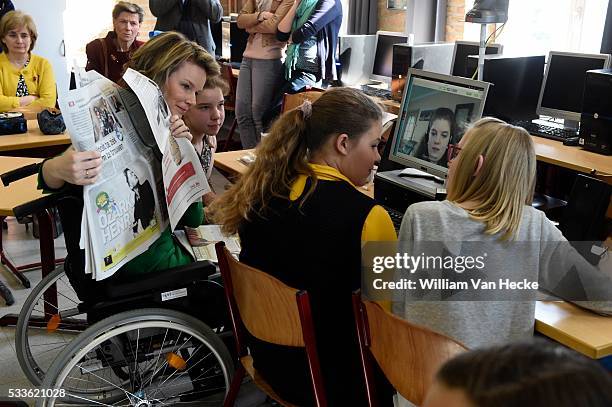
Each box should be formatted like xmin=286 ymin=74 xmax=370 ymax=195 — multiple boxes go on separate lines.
xmin=563 ymin=137 xmax=580 ymax=146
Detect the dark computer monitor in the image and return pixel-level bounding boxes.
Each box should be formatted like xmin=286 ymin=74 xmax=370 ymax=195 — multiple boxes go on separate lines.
xmin=537 ymin=51 xmax=611 ymax=123
xmin=229 ymin=21 xmax=249 ymax=64
xmin=466 ymin=54 xmax=545 ymax=121
xmin=388 ymin=69 xmax=489 ymax=178
xmin=451 ymin=41 xmax=503 ymax=77
xmin=371 ymin=31 xmax=409 ymax=83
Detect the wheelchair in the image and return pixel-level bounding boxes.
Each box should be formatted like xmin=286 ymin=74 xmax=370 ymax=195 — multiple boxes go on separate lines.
xmin=2 ymin=164 xmax=234 ymax=406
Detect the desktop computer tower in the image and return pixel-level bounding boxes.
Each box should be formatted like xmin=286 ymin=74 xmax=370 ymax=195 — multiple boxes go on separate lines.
xmin=579 ymin=69 xmax=612 ymax=155
xmin=467 ymin=54 xmax=545 ymax=121
xmin=391 ymin=42 xmax=455 ymax=100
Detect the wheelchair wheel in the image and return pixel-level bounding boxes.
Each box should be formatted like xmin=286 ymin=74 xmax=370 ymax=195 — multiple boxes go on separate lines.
xmin=16 ymin=267 xmax=85 ymax=385
xmin=38 ymin=308 xmax=234 ymax=406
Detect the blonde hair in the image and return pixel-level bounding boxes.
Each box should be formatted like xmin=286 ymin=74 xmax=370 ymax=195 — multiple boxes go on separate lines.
xmin=447 ymin=117 xmax=536 ymax=240
xmin=0 ymin=10 xmax=38 ymax=53
xmin=112 ymin=1 xmax=144 ymax=23
xmin=210 ymin=87 xmax=383 ymax=235
xmin=125 ymin=31 xmax=219 ymax=89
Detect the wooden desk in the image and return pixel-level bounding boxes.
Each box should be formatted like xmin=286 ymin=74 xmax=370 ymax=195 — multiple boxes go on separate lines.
xmin=0 ymin=120 xmax=71 ymax=157
xmin=532 ymin=136 xmax=612 ymax=177
xmin=214 ymin=149 xmax=374 ymax=198
xmin=0 ymin=156 xmax=44 ymax=216
xmin=535 ymin=301 xmax=612 ymax=359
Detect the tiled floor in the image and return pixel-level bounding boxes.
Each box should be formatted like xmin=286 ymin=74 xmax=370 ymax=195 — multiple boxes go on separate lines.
xmin=0 ymin=168 xmax=272 ymax=406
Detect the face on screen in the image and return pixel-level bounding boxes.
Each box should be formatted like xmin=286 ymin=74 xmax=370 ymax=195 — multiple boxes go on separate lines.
xmin=427 ymin=118 xmax=452 ymax=163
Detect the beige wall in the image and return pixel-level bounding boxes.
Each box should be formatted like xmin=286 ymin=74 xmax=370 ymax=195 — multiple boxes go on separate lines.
xmin=376 ymin=0 xmax=466 ymax=42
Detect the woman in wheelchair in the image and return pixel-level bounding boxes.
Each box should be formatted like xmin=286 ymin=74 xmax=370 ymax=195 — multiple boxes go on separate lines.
xmin=39 ymin=31 xmax=220 ymax=277
xmin=210 ymin=87 xmax=397 ymax=406
xmin=28 ymin=32 xmax=233 ymax=406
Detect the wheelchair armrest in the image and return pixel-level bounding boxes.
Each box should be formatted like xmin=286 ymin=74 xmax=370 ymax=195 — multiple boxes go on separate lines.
xmin=104 ymin=260 xmax=218 ymax=299
xmin=12 ymin=194 xmax=61 ymax=220
xmin=1 ymin=163 xmax=41 ymax=186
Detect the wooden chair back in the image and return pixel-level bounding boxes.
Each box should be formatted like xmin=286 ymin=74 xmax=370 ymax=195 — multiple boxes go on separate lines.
xmin=352 ymin=292 xmax=467 ymax=406
xmin=281 ymin=90 xmax=324 ymax=114
xmin=216 ymin=242 xmax=328 ymax=406
xmin=220 ymin=62 xmax=238 ymax=112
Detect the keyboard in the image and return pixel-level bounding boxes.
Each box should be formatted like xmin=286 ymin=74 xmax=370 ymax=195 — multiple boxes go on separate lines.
xmin=360 ymin=85 xmax=392 ymax=100
xmin=511 ymin=120 xmax=578 ymax=142
xmin=382 ymin=205 xmax=405 ymax=232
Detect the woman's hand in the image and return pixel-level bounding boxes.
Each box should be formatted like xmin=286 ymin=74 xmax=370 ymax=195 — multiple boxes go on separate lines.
xmin=170 ymin=115 xmax=192 ymax=141
xmin=42 ymin=147 xmax=102 ymax=188
xmin=19 ymin=95 xmax=38 ymax=107
xmin=259 ymin=11 xmax=274 ymax=20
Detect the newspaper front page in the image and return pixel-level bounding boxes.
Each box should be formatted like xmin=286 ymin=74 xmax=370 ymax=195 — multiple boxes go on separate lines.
xmin=60 ymin=69 xmax=210 ymax=280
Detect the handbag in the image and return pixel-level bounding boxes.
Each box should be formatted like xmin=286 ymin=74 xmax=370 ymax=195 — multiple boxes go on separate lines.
xmin=37 ymin=108 xmax=66 ymax=135
xmin=0 ymin=111 xmax=27 ymax=135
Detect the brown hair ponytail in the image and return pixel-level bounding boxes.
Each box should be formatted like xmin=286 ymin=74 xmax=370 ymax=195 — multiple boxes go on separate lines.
xmin=210 ymin=87 xmax=382 ymax=235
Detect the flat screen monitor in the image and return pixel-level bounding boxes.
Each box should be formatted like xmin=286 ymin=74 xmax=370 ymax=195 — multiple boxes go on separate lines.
xmin=452 ymin=41 xmax=503 ymax=77
xmin=388 ymin=69 xmax=490 ymax=178
xmin=467 ymin=54 xmax=545 ymax=121
xmin=338 ymin=34 xmax=377 ymax=86
xmin=537 ymin=51 xmax=611 ymax=122
xmin=371 ymin=31 xmax=409 ymax=83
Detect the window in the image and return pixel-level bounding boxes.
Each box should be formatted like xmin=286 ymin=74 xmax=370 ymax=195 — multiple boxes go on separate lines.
xmin=463 ymin=0 xmax=609 ymax=55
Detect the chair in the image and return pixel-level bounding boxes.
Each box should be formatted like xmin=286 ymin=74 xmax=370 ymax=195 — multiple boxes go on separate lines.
xmin=220 ymin=62 xmax=241 ymax=152
xmin=215 ymin=242 xmax=327 ymax=407
xmin=352 ymin=291 xmax=467 ymax=406
xmin=281 ymin=89 xmax=324 ymax=114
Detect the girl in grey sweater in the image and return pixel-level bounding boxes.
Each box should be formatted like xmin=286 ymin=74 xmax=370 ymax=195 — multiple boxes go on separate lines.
xmin=394 ymin=117 xmax=612 ymax=350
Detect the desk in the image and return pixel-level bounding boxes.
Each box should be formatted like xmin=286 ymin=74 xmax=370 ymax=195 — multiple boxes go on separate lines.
xmin=0 ymin=120 xmax=71 ymax=157
xmin=532 ymin=136 xmax=612 ymax=177
xmin=535 ymin=301 xmax=612 ymax=359
xmin=214 ymin=149 xmax=374 ymax=198
xmin=0 ymin=157 xmax=59 ymax=288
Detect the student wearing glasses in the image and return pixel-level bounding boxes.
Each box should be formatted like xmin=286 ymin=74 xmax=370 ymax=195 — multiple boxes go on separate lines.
xmin=395 ymin=117 xmax=612 ymax=352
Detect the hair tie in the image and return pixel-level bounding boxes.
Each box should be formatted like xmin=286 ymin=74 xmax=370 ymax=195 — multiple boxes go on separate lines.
xmin=298 ymin=100 xmax=312 ymax=120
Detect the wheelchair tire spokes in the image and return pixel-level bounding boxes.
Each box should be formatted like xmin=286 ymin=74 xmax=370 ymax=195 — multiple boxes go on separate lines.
xmin=38 ymin=308 xmax=234 ymax=407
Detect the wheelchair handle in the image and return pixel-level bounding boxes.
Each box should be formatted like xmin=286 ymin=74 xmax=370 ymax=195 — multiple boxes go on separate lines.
xmin=12 ymin=194 xmax=60 ymax=220
xmin=1 ymin=163 xmax=41 ymax=186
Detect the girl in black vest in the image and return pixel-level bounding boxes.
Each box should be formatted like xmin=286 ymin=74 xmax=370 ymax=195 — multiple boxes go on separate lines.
xmin=210 ymin=87 xmax=396 ymax=406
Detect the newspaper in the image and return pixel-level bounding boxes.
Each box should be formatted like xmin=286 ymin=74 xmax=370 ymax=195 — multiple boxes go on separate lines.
xmin=60 ymin=69 xmax=210 ymax=280
xmin=185 ymin=225 xmax=241 ymax=262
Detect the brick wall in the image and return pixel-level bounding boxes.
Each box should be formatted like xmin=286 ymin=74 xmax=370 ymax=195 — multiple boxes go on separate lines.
xmin=376 ymin=0 xmax=466 ymax=41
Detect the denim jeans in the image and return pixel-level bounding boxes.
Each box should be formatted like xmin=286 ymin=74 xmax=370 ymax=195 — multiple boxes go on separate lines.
xmin=235 ymin=57 xmax=282 ymax=149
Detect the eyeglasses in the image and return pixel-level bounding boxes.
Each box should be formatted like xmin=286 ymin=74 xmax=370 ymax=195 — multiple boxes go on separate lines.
xmin=447 ymin=144 xmax=462 ymax=161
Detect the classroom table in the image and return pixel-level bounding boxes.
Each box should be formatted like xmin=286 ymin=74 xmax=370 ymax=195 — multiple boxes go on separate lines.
xmin=535 ymin=301 xmax=612 ymax=359
xmin=0 ymin=157 xmax=60 ymax=293
xmin=0 ymin=119 xmax=71 ymax=157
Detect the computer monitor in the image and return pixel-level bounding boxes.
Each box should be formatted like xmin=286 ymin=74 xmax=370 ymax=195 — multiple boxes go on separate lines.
xmin=466 ymin=54 xmax=545 ymax=121
xmin=371 ymin=31 xmax=410 ymax=84
xmin=392 ymin=42 xmax=455 ymax=77
xmin=537 ymin=51 xmax=611 ymax=124
xmin=229 ymin=21 xmax=249 ymax=65
xmin=451 ymin=41 xmax=503 ymax=77
xmin=388 ymin=69 xmax=490 ymax=178
xmin=338 ymin=34 xmax=377 ymax=86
